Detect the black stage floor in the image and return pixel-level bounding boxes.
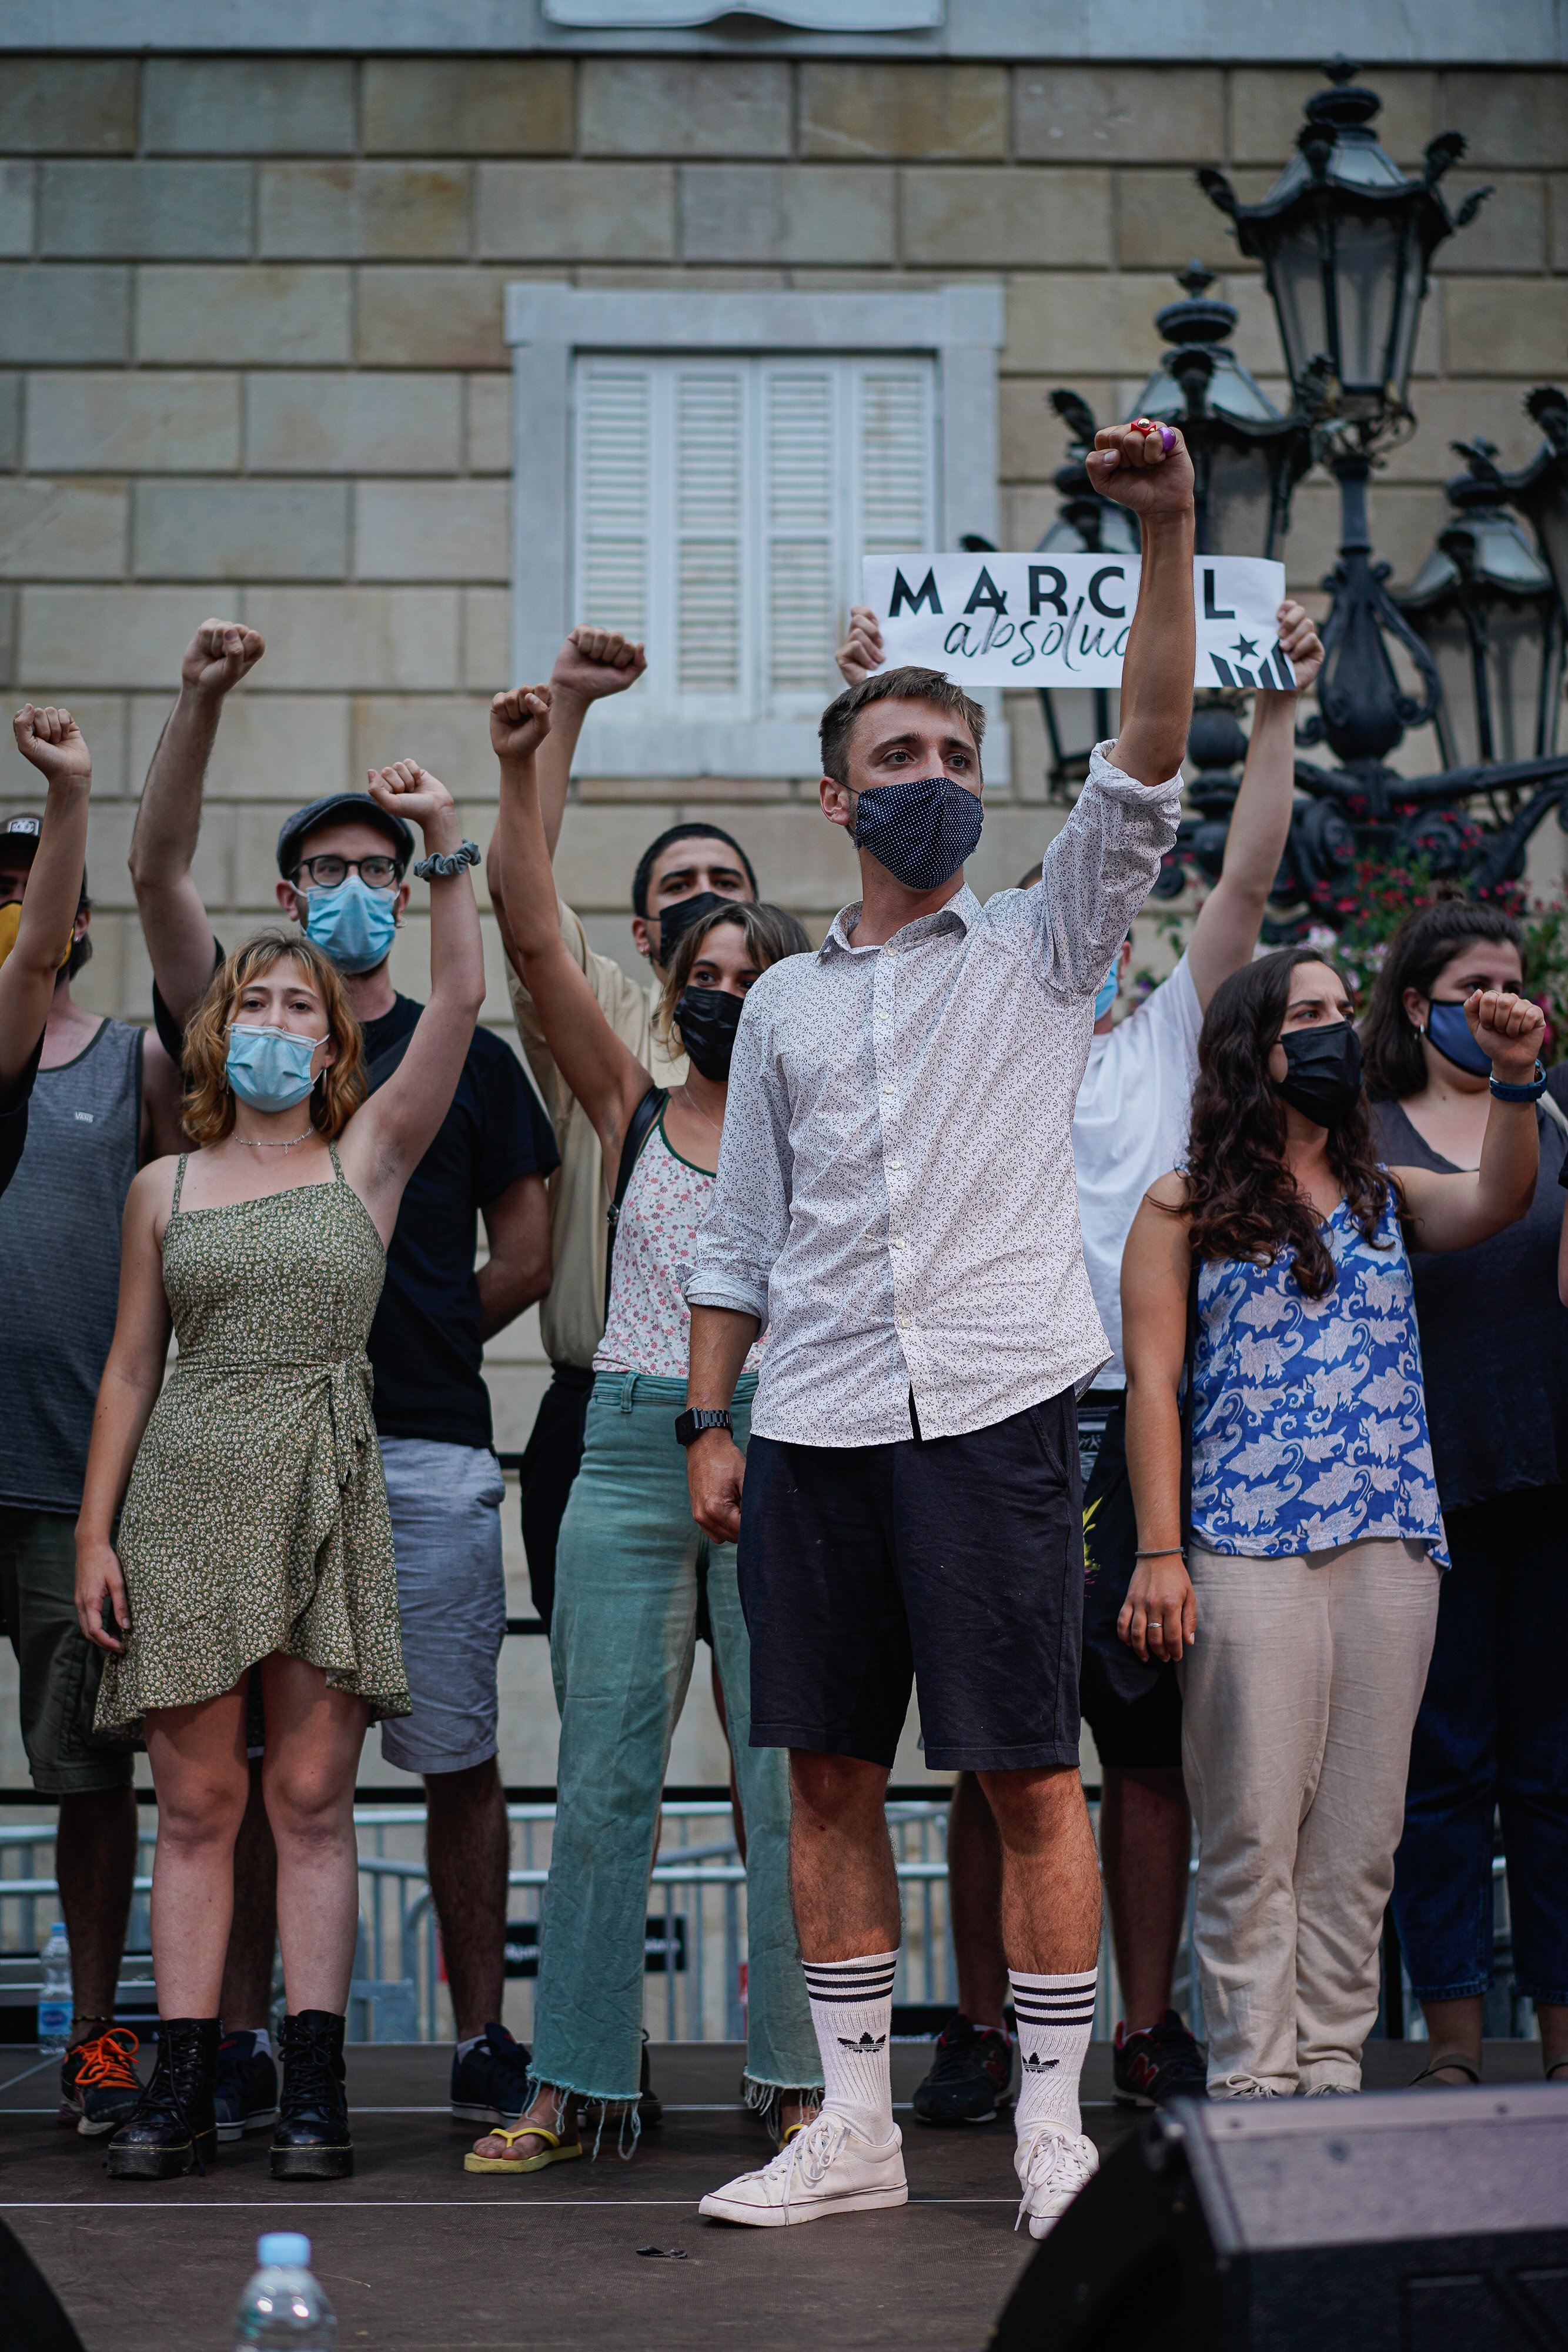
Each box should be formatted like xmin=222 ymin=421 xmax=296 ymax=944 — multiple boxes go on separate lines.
xmin=0 ymin=2040 xmax=1550 ymax=2351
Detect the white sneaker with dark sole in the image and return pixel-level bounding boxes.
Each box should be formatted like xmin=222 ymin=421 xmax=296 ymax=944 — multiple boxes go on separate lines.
xmin=699 ymin=2110 xmax=908 ymax=2227
xmin=1014 ymin=2123 xmax=1099 ymax=2240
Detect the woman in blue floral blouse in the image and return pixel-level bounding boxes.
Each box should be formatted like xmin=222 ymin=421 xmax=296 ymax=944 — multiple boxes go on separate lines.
xmin=1118 ymin=945 xmax=1544 ymax=2099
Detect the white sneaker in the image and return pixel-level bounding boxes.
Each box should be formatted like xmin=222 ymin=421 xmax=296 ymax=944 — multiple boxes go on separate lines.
xmin=698 ymin=2109 xmax=908 ymax=2227
xmin=1014 ymin=2123 xmax=1099 ymax=2241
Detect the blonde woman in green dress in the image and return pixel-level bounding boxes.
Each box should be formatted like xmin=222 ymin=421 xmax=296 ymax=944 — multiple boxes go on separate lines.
xmin=74 ymin=745 xmax=506 ymax=2182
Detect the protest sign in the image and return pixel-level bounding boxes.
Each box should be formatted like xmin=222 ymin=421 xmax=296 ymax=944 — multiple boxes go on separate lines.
xmin=862 ymin=553 xmax=1295 ymax=692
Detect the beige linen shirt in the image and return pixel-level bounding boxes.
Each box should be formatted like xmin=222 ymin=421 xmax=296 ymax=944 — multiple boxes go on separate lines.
xmin=506 ymin=896 xmax=686 ymax=1370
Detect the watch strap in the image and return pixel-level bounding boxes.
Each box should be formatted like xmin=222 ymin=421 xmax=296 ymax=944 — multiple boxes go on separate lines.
xmin=676 ymin=1407 xmax=732 ymax=1448
xmin=1490 ymin=1061 xmax=1548 ymax=1101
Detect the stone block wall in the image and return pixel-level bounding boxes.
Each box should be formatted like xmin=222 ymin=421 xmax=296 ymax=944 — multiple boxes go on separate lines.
xmin=1 ymin=51 xmax=1564 ymax=1451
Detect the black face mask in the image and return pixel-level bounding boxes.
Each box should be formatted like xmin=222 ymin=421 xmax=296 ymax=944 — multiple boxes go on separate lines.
xmin=1275 ymin=1019 xmax=1364 ymax=1127
xmin=674 ymin=986 xmax=744 ymax=1082
xmin=654 ymin=890 xmax=729 ymax=967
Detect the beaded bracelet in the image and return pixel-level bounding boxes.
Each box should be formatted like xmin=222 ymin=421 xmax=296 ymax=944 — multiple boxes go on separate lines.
xmin=413 ymin=837 xmax=480 ymax=880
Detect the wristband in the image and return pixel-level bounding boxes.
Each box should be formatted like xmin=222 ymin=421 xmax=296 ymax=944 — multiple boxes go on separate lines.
xmin=1489 ymin=1061 xmax=1547 ymax=1102
xmin=413 ymin=837 xmax=480 ymax=880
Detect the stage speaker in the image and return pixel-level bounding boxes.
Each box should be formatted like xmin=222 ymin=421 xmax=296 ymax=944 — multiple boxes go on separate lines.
xmin=0 ymin=2216 xmax=86 ymax=2352
xmin=991 ymin=2084 xmax=1568 ymax=2352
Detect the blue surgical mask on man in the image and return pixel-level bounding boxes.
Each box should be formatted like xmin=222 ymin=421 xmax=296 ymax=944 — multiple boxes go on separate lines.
xmin=225 ymin=1024 xmax=325 ymax=1115
xmin=1093 ymin=965 xmax=1120 ymax=1022
xmin=302 ymin=874 xmax=398 ymax=975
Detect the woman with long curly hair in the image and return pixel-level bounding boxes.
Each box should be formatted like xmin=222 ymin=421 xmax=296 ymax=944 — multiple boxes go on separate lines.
xmin=1363 ymin=903 xmax=1568 ymax=2091
xmin=1118 ymin=944 xmax=1544 ymax=2097
xmin=73 ymin=760 xmax=484 ymax=2181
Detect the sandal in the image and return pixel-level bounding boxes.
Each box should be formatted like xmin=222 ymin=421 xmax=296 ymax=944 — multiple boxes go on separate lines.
xmin=464 ymin=2123 xmax=583 ymax=2175
xmin=1409 ymin=2049 xmax=1480 ymax=2087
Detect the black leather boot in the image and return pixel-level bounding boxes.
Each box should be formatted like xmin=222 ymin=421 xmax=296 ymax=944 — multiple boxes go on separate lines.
xmin=105 ymin=2017 xmax=219 ymax=2180
xmin=271 ymin=2010 xmax=353 ymax=2180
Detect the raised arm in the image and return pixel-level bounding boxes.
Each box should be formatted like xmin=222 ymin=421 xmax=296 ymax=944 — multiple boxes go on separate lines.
xmin=529 ymin=626 xmax=646 ymax=864
xmin=1118 ymin=1175 xmax=1197 ymax=1665
xmin=1395 ymin=990 xmax=1545 ymax=1252
xmin=1186 ymin=602 xmax=1323 ymax=1011
xmin=74 ymin=1161 xmax=176 ymax=1653
xmin=490 ymin=684 xmax=652 ymax=1174
xmin=2 ymin=706 xmax=90 ymax=1095
xmin=1087 ymin=422 xmax=1196 ymax=789
xmin=336 ymin=761 xmax=486 ymax=1232
xmin=128 ymin=620 xmax=264 ymax=1027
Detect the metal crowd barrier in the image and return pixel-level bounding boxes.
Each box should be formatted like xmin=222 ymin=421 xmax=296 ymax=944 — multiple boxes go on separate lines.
xmin=0 ymin=1807 xmax=1529 ymax=2048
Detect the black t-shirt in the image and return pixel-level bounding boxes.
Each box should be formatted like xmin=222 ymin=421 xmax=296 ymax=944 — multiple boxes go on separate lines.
xmin=155 ymin=961 xmax=559 ymax=1449
xmin=1372 ymin=1073 xmax=1568 ymax=1515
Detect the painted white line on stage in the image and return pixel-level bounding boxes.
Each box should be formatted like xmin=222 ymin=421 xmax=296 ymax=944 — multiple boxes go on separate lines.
xmin=0 ymin=2196 xmax=1017 ymax=2209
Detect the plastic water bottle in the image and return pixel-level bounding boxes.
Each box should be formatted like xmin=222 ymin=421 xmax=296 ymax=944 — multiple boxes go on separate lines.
xmin=232 ymin=2235 xmax=337 ymax=2352
xmin=37 ymin=1921 xmax=72 ymax=2056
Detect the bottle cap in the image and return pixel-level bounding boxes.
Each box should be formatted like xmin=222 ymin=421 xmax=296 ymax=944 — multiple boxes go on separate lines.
xmin=258 ymin=2233 xmax=311 ymax=2269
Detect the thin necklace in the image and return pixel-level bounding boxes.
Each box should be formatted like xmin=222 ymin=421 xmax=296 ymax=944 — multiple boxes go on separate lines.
xmin=676 ymin=1084 xmax=722 ymax=1139
xmin=235 ymin=1129 xmax=315 ymax=1151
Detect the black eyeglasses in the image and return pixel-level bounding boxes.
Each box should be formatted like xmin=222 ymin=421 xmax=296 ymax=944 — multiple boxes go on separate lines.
xmin=291 ymin=854 xmax=402 ymax=890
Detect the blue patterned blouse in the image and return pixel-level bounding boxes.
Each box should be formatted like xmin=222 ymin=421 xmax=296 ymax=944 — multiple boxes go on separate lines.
xmin=1189 ymin=1184 xmax=1448 ymax=1565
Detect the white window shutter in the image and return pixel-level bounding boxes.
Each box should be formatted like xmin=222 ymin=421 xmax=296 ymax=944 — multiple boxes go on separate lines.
xmin=674 ymin=366 xmax=746 ymax=706
xmin=575 ymin=362 xmax=653 ymax=647
xmin=857 ymin=365 xmax=934 ymax=558
xmin=763 ymin=366 xmax=838 ymax=705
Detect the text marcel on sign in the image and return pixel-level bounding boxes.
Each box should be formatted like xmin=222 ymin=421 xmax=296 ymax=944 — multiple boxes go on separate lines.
xmin=864 ymin=553 xmax=1296 ymax=693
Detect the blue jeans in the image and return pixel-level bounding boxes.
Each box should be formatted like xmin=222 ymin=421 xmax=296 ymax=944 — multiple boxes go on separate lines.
xmin=531 ymin=1371 xmax=820 ymax=2102
xmin=1392 ymin=1484 xmax=1568 ymax=2006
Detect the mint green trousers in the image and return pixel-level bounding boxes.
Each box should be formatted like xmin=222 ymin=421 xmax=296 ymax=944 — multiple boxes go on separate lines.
xmin=531 ymin=1371 xmax=820 ymax=2102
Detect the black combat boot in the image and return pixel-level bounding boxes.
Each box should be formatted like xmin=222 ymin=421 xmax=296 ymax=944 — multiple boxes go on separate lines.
xmin=105 ymin=2016 xmax=219 ymax=2180
xmin=271 ymin=2009 xmax=353 ymax=2180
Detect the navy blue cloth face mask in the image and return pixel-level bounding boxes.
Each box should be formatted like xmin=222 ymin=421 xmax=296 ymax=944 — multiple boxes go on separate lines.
xmin=851 ymin=773 xmax=983 ymax=893
xmin=1425 ymin=997 xmax=1493 ymax=1078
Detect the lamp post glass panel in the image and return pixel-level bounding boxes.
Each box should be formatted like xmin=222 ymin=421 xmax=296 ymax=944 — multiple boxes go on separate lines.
xmin=1506 ymin=389 xmax=1568 ymax=653
xmin=1400 ymin=440 xmax=1564 ymax=774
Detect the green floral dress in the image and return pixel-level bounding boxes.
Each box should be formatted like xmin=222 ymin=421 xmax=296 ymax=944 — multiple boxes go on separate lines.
xmin=96 ymin=1144 xmax=411 ymax=1732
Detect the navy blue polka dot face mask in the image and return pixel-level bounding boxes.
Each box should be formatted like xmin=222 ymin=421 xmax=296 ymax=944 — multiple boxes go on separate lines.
xmin=851 ymin=773 xmax=984 ymax=893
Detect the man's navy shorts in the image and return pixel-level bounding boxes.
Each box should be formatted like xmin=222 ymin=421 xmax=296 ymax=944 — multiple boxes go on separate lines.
xmin=737 ymin=1388 xmax=1083 ymax=1774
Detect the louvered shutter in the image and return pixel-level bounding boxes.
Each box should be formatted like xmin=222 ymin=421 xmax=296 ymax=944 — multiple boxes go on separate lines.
xmin=856 ymin=364 xmax=935 ymax=560
xmin=673 ymin=366 xmax=747 ymax=710
xmin=762 ymin=365 xmax=839 ymax=707
xmin=574 ymin=362 xmax=653 ymax=651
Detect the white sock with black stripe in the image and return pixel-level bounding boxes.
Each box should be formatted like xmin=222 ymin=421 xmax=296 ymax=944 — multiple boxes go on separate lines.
xmin=1010 ymin=1968 xmax=1098 ymax=2139
xmin=801 ymin=1952 xmax=898 ymax=2144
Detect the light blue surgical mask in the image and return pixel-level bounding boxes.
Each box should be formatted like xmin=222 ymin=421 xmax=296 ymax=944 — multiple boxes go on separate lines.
xmin=1094 ymin=964 xmax=1120 ymax=1022
xmin=302 ymin=874 xmax=398 ymax=975
xmin=225 ymin=1024 xmax=325 ymax=1115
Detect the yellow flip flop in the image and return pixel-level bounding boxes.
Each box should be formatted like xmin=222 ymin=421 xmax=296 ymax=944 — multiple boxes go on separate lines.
xmin=464 ymin=2124 xmax=583 ymax=2175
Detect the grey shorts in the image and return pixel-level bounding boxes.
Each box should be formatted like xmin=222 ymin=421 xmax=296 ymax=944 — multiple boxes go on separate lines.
xmin=377 ymin=1438 xmax=507 ymax=1778
xmin=0 ymin=1506 xmax=136 ymax=1794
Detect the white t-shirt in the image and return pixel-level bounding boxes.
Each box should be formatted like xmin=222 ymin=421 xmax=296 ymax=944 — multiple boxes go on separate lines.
xmin=1071 ymin=952 xmax=1203 ymax=1388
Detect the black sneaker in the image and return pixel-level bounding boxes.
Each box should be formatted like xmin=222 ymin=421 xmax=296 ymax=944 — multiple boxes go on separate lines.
xmin=450 ymin=2023 xmax=534 ymax=2126
xmin=1112 ymin=2011 xmax=1208 ymax=2107
xmin=911 ymin=2014 xmax=1014 ymax=2127
xmin=59 ymin=2026 xmax=143 ymax=2137
xmin=213 ymin=2029 xmax=279 ymax=2143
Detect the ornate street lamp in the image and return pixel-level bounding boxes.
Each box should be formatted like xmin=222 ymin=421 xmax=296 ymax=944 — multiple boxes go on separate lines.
xmin=1399 ymin=438 xmax=1564 ymax=772
xmin=1504 ymin=386 xmax=1568 ymax=637
xmin=1124 ymin=262 xmax=1312 ymax=560
xmin=1198 ymin=56 xmax=1484 ymax=443
xmin=1198 ymin=56 xmax=1489 ymax=777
